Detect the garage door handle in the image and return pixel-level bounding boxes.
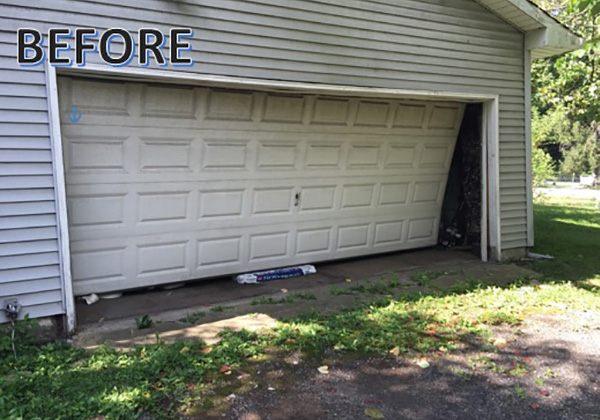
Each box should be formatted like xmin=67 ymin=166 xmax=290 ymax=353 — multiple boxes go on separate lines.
xmin=294 ymin=192 xmax=301 ymax=207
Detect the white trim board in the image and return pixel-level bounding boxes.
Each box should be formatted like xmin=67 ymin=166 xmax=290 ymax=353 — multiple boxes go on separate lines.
xmin=58 ymin=65 xmax=497 ymax=102
xmin=484 ymin=98 xmax=502 ymax=261
xmin=45 ymin=62 xmax=76 ymax=334
xmin=524 ymin=50 xmax=534 ymax=247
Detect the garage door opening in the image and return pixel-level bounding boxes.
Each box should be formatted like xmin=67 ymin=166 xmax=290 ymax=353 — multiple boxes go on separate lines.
xmin=438 ymin=104 xmax=483 ymax=256
xmin=59 ymin=76 xmax=477 ymax=297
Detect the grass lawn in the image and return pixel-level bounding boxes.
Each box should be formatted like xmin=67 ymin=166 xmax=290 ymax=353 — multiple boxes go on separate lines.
xmin=1 ymin=197 xmax=599 ymax=420
xmin=530 ymin=197 xmax=600 ymax=285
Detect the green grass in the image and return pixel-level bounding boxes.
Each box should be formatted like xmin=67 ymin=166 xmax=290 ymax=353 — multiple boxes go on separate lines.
xmin=530 ymin=197 xmax=600 ymax=286
xmin=1 ymin=197 xmax=599 ymax=419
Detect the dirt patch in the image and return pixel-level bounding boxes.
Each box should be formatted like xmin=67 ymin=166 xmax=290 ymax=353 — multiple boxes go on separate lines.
xmin=195 ymin=310 xmax=600 ymax=420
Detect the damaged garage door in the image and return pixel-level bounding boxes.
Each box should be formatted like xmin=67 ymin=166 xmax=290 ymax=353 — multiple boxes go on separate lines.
xmin=58 ymin=77 xmax=465 ymax=295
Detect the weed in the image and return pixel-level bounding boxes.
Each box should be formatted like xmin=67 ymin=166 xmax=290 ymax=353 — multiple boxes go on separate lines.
xmin=514 ymin=385 xmax=528 ymax=400
xmin=534 ymin=378 xmax=546 ymax=386
xmin=211 ymin=306 xmax=233 ymax=312
xmin=251 ymin=296 xmax=279 ymax=305
xmin=449 ymin=366 xmax=474 ymax=381
xmin=509 ymin=361 xmax=530 ymax=378
xmin=251 ymin=292 xmax=316 ymax=306
xmin=179 ymin=311 xmax=206 ymax=324
xmin=410 ymin=270 xmax=456 ymax=286
xmin=480 ymin=311 xmax=522 ymax=326
xmin=0 ymin=316 xmax=39 ymax=359
xmin=135 ymin=314 xmax=154 ymax=329
xmin=330 ymin=285 xmax=358 ymax=296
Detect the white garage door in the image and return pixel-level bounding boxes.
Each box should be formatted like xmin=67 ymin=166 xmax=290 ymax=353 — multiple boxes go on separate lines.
xmin=58 ymin=77 xmax=465 ymax=295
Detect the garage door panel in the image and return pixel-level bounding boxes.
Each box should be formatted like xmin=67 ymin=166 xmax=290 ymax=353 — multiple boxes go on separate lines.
xmin=69 ymin=212 xmax=442 ymax=295
xmin=61 ymin=79 xmax=461 ymax=134
xmin=61 ymin=133 xmax=457 ymax=185
xmin=66 ymin=176 xmax=450 ymax=241
xmin=67 ymin=204 xmax=442 ymax=243
xmin=59 ymin=78 xmax=464 ymax=295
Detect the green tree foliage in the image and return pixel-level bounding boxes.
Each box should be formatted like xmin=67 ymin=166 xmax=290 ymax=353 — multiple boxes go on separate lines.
xmin=531 ymin=0 xmax=600 ymax=178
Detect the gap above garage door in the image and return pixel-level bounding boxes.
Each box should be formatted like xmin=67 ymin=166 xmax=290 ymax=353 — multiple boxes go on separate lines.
xmin=58 ymin=77 xmax=465 ymax=295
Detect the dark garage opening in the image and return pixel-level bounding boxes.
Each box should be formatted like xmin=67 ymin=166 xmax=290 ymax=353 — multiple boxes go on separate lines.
xmin=439 ymin=103 xmax=483 ymax=256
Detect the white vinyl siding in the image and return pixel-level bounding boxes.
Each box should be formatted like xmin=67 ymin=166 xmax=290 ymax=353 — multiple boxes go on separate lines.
xmin=0 ymin=29 xmax=63 ymax=322
xmin=0 ymin=0 xmax=528 ymax=320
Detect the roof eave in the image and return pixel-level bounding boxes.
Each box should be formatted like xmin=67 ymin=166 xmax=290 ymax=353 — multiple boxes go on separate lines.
xmin=527 ymin=26 xmax=584 ymax=59
xmin=475 ymin=0 xmax=584 ymax=58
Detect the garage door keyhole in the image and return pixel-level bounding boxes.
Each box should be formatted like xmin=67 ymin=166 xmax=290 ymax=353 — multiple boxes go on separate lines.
xmin=294 ymin=191 xmax=301 ymax=207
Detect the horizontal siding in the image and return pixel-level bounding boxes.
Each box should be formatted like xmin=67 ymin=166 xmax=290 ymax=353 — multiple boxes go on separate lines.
xmin=0 ymin=18 xmax=63 ymax=322
xmin=0 ymin=0 xmax=529 ymax=323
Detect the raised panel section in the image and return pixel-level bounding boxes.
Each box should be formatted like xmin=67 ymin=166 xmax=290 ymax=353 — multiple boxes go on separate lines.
xmin=253 ymin=188 xmax=292 ymax=215
xmin=71 ymin=247 xmax=126 ymax=281
xmin=408 ymin=218 xmax=436 ymax=240
xmin=341 ymin=184 xmax=375 ymax=209
xmin=250 ymin=232 xmax=288 ymax=260
xmin=263 ymin=94 xmax=304 ymax=123
xmin=138 ymin=242 xmax=188 ymax=275
xmin=138 ymin=192 xmax=188 ymax=223
xmin=300 ymin=186 xmax=336 ymax=211
xmin=203 ymin=141 xmax=247 ymax=169
xmin=206 ymin=90 xmax=253 ymax=121
xmin=338 ymin=224 xmax=369 ymax=249
xmin=306 ymin=144 xmax=342 ymax=168
xmin=199 ymin=190 xmax=244 ymax=218
xmin=67 ymin=138 xmax=126 ymax=172
xmin=70 ymin=79 xmax=129 ymax=116
xmin=257 ymin=143 xmax=297 ymax=170
xmin=69 ymin=194 xmax=125 ymax=227
xmin=139 ymin=139 xmax=192 ymax=171
xmin=296 ymin=228 xmax=331 ymax=255
xmin=379 ymin=183 xmax=409 ymax=206
xmin=355 ymin=101 xmax=390 ymax=126
xmin=198 ymin=237 xmax=241 ymax=267
xmin=420 ymin=146 xmax=450 ymax=168
xmin=374 ymin=221 xmax=404 ymax=245
xmin=142 ymin=86 xmax=195 ymax=118
xmin=413 ymin=181 xmax=442 ymax=203
xmin=429 ymin=106 xmax=460 ymax=129
xmin=394 ymin=104 xmax=426 ymax=128
xmin=312 ymin=98 xmax=348 ymax=125
xmin=348 ymin=145 xmax=380 ymax=169
xmin=385 ymin=144 xmax=416 ymax=168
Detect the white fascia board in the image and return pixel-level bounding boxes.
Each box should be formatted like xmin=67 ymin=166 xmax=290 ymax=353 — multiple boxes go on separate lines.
xmin=526 ymin=26 xmax=584 ymax=57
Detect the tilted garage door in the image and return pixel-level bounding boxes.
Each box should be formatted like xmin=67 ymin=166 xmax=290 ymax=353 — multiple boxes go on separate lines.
xmin=58 ymin=77 xmax=465 ymax=295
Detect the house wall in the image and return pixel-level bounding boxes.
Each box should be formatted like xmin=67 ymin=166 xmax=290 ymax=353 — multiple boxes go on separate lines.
xmin=0 ymin=0 xmax=527 ymax=322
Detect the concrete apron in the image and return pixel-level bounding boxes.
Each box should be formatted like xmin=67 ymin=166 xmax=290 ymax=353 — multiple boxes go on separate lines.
xmin=73 ymin=253 xmax=539 ymax=350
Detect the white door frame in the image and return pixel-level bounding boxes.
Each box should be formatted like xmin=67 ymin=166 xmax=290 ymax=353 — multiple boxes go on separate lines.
xmin=46 ymin=64 xmax=502 ymax=331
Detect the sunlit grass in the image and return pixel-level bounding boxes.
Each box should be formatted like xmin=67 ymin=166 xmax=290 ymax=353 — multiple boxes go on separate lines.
xmin=1 ymin=198 xmax=599 ymax=420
